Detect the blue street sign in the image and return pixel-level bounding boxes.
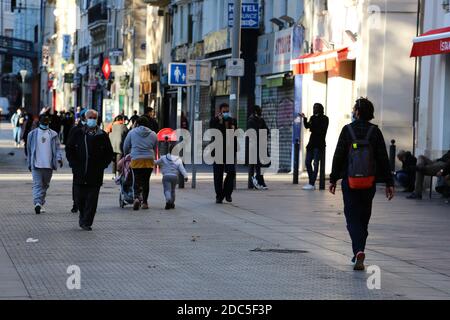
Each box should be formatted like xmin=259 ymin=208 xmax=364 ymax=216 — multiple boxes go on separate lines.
xmin=168 ymin=63 xmax=188 ymax=86
xmin=228 ymin=3 xmax=259 ymax=29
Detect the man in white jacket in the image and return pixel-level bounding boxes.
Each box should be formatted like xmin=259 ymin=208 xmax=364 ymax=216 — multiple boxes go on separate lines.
xmin=155 ymin=144 xmax=188 ymax=210
xmin=27 ymin=114 xmax=63 ymax=214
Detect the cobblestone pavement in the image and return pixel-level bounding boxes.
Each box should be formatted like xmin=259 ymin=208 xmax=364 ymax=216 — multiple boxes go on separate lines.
xmin=0 ymin=121 xmax=449 ymax=300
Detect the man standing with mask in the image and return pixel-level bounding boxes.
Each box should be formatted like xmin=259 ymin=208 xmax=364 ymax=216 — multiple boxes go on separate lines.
xmin=210 ymin=103 xmax=238 ymax=203
xmin=300 ymin=103 xmax=329 ymax=190
xmin=27 ymin=114 xmax=63 ymax=214
xmin=66 ymin=110 xmax=113 ymax=231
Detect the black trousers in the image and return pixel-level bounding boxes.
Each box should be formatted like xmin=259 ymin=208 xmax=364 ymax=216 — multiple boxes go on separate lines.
xmin=74 ymin=184 xmax=101 ymax=227
xmin=341 ymin=178 xmax=376 ymax=257
xmin=132 ymin=168 xmax=153 ymax=203
xmin=213 ymin=163 xmax=236 ymax=199
xmin=72 ymin=182 xmax=77 ymax=208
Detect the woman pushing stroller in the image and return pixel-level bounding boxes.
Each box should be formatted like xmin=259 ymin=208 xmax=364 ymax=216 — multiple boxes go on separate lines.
xmin=123 ymin=117 xmax=158 ymax=210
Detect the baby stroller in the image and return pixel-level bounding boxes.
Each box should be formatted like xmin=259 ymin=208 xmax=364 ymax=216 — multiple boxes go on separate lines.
xmin=116 ymin=154 xmax=135 ymax=208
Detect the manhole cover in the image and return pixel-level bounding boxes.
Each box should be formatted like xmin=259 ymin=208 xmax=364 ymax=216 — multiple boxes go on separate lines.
xmin=251 ymin=248 xmax=309 ymax=254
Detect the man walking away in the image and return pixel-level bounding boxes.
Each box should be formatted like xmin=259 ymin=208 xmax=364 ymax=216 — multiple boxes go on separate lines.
xmin=247 ymin=105 xmax=269 ymax=190
xmin=66 ymin=110 xmax=113 ymax=231
xmin=129 ymin=110 xmax=139 ymax=128
xmin=329 ymin=98 xmax=394 ymax=271
xmin=210 ymin=103 xmax=238 ymax=203
xmin=300 ymin=103 xmax=329 ymax=190
xmin=142 ymin=107 xmax=159 ymax=133
xmin=155 ymin=144 xmax=189 ymax=209
xmin=27 ymin=114 xmax=63 ymax=214
xmin=109 ymin=115 xmax=129 ymax=178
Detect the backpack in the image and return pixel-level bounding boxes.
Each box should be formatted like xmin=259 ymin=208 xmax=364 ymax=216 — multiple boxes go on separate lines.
xmin=346 ymin=124 xmax=376 ymax=189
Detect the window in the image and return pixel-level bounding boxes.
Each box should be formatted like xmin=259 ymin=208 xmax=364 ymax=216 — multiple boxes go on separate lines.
xmin=34 ymin=25 xmax=38 ymax=43
xmin=4 ymin=0 xmax=11 ymax=11
xmin=5 ymin=29 xmax=13 ymax=38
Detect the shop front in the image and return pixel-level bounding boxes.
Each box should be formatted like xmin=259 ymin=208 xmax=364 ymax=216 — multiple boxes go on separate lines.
xmin=411 ymin=25 xmax=450 ymax=157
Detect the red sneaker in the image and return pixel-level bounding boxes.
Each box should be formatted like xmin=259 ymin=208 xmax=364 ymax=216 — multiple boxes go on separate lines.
xmin=354 ymin=251 xmax=365 ymax=271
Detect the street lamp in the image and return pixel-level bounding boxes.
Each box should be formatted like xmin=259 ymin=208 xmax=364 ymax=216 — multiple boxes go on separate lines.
xmin=20 ymin=69 xmax=27 ymax=110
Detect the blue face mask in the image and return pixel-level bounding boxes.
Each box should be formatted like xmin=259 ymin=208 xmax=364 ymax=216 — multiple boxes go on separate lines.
xmin=86 ymin=119 xmax=97 ymax=128
xmin=39 ymin=124 xmax=49 ymax=130
xmin=223 ymin=112 xmax=230 ymax=120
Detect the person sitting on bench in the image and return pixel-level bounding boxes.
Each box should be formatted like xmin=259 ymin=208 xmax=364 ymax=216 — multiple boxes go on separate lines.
xmin=407 ymin=150 xmax=450 ymax=200
xmin=395 ymin=150 xmax=417 ymax=192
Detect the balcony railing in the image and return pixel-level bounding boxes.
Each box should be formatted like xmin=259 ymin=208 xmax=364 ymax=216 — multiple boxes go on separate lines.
xmin=0 ymin=36 xmax=36 ymax=59
xmin=88 ymin=1 xmax=108 ymax=28
xmin=142 ymin=0 xmax=170 ymax=6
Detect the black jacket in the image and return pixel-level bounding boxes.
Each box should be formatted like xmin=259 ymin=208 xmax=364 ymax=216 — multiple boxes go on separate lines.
xmin=330 ymin=120 xmax=394 ymax=186
xmin=246 ymin=114 xmax=268 ymax=164
xmin=142 ymin=115 xmax=159 ymax=133
xmin=401 ymin=151 xmax=417 ymax=174
xmin=209 ymin=116 xmax=238 ymax=162
xmin=303 ymin=114 xmax=329 ymax=150
xmin=66 ymin=126 xmax=113 ymax=186
xmin=437 ymin=150 xmax=450 ymax=163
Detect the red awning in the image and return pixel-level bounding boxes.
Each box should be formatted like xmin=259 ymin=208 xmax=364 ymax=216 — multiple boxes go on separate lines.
xmin=291 ymin=48 xmax=349 ymax=75
xmin=411 ymin=26 xmax=450 ymax=57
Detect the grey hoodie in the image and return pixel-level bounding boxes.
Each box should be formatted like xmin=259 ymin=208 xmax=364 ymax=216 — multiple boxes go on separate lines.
xmin=123 ymin=126 xmax=157 ymax=160
xmin=155 ymin=154 xmax=188 ymax=177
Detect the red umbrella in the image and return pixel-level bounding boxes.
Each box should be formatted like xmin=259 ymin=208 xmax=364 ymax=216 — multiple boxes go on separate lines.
xmin=157 ymin=128 xmax=177 ymax=142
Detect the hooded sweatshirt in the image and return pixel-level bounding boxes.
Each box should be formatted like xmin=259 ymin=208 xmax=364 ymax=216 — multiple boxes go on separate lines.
xmin=155 ymin=154 xmax=188 ymax=177
xmin=123 ymin=126 xmax=157 ymax=160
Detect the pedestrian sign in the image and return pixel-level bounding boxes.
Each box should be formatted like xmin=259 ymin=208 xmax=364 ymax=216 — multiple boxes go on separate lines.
xmin=169 ymin=63 xmax=188 ymax=86
xmin=228 ymin=3 xmax=259 ymax=29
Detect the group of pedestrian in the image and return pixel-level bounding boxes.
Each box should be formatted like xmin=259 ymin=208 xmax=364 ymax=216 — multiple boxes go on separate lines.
xmin=20 ymin=96 xmax=402 ymax=272
xmin=25 ymin=104 xmax=190 ymax=230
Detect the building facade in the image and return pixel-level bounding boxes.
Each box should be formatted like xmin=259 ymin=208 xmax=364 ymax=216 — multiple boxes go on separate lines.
xmin=412 ymin=1 xmax=450 ymax=159
xmin=293 ymin=0 xmax=418 ymax=173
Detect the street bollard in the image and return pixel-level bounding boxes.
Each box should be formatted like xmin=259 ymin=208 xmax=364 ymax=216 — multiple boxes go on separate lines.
xmin=389 ymin=139 xmax=396 ymax=172
xmin=293 ymin=139 xmax=300 ymax=184
xmin=319 ymin=148 xmax=326 ymax=190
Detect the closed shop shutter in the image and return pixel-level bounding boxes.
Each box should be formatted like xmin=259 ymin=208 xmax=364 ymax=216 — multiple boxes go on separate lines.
xmin=261 ymin=81 xmax=294 ymax=172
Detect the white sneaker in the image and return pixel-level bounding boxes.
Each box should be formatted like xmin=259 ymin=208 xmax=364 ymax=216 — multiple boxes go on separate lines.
xmin=302 ymin=184 xmax=316 ymax=190
xmin=40 ymin=206 xmax=46 ymax=213
xmin=252 ymin=176 xmax=259 ymax=188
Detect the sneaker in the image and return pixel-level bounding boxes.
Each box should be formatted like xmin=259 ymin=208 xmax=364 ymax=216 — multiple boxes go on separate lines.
xmin=133 ymin=199 xmax=140 ymax=211
xmin=261 ymin=184 xmax=268 ymax=190
xmin=40 ymin=206 xmax=46 ymax=213
xmin=225 ymin=195 xmax=232 ymax=203
xmin=165 ymin=202 xmax=171 ymax=210
xmin=141 ymin=203 xmax=149 ymax=210
xmin=34 ymin=204 xmax=41 ymax=215
xmin=302 ymin=184 xmax=315 ymax=190
xmin=354 ymin=251 xmax=365 ymax=271
xmin=171 ymin=203 xmax=175 ymax=209
xmin=216 ymin=196 xmax=223 ymax=204
xmin=252 ymin=177 xmax=259 ymax=188
xmin=80 ymin=225 xmax=92 ymax=231
xmin=71 ymin=204 xmax=78 ymax=213
xmin=406 ymin=193 xmax=422 ymax=200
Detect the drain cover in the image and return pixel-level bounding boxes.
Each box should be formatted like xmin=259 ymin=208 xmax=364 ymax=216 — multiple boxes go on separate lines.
xmin=251 ymin=248 xmax=309 ymax=254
